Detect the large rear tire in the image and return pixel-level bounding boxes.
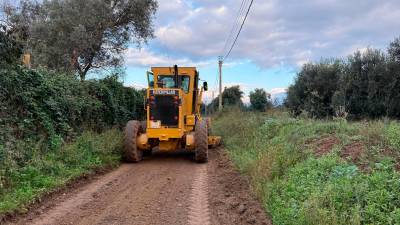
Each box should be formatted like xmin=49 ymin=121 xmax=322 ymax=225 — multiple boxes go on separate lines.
xmin=123 ymin=120 xmax=143 ymax=162
xmin=195 ymin=119 xmax=208 ymax=163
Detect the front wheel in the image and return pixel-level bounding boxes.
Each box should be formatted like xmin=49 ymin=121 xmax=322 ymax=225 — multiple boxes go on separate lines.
xmin=195 ymin=120 xmax=208 ymax=163
xmin=123 ymin=120 xmax=144 ymax=162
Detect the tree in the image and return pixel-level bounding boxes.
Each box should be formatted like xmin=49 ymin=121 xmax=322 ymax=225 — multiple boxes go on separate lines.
xmin=387 ymin=37 xmax=400 ymax=118
xmin=285 ymin=60 xmax=342 ymax=118
xmin=250 ymin=88 xmax=271 ymax=111
xmin=286 ymin=37 xmax=400 ymax=120
xmin=5 ymin=0 xmax=158 ymax=80
xmin=343 ymin=49 xmax=389 ymax=118
xmin=222 ymin=85 xmax=244 ymax=106
xmin=388 ymin=37 xmax=400 ymax=62
xmin=0 ymin=25 xmax=22 ymax=67
xmin=207 ymin=85 xmax=244 ymax=112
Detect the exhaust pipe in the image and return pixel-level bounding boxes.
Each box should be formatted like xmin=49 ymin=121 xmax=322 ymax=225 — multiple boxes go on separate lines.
xmin=174 ymin=65 xmax=178 ymax=88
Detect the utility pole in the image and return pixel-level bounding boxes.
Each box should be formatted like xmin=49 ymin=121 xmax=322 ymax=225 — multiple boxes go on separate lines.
xmin=218 ymin=56 xmax=223 ymax=111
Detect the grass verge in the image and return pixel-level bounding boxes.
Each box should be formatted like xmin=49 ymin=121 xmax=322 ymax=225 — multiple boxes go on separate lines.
xmin=0 ymin=129 xmax=122 ymax=215
xmin=212 ymin=108 xmax=400 ymax=225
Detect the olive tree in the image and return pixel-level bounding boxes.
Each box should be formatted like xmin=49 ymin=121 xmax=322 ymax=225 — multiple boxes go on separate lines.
xmin=0 ymin=25 xmax=23 ymax=67
xmin=4 ymin=0 xmax=157 ymax=80
xmin=249 ymin=88 xmax=271 ymax=111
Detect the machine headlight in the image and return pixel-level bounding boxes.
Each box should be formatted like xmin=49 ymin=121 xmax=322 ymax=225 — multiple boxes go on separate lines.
xmin=150 ymin=120 xmax=161 ymax=128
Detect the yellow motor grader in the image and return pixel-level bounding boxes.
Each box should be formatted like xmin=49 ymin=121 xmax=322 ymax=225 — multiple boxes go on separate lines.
xmin=123 ymin=65 xmax=221 ymax=163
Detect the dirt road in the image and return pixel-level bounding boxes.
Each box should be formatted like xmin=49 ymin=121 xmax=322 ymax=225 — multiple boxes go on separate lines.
xmin=6 ymin=149 xmax=270 ymax=225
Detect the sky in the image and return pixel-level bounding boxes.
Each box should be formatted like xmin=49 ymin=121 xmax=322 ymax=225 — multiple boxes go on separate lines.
xmin=4 ymin=0 xmax=400 ymax=103
xmin=123 ymin=0 xmax=400 ymax=103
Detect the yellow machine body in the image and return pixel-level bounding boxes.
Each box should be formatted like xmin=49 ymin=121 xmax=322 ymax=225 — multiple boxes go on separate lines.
xmin=137 ymin=66 xmax=220 ymax=152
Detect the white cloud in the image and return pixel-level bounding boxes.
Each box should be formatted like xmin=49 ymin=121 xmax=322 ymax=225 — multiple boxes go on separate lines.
xmin=269 ymin=88 xmax=287 ymax=95
xmin=140 ymin=0 xmax=400 ymax=68
xmin=124 ymin=48 xmax=213 ymax=68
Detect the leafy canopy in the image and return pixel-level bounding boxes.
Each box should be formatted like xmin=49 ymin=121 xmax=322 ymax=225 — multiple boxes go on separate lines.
xmin=4 ymin=0 xmax=158 ymax=80
xmin=249 ymin=88 xmax=271 ymax=111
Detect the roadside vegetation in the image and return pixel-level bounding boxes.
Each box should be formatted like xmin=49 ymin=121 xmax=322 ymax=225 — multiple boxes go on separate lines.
xmin=0 ymin=129 xmax=122 ymax=214
xmin=286 ymin=37 xmax=400 ymax=119
xmin=0 ymin=0 xmax=155 ymax=217
xmin=0 ymin=66 xmax=144 ymax=216
xmin=213 ymin=109 xmax=400 ymax=225
xmin=0 ymin=58 xmax=148 ymax=216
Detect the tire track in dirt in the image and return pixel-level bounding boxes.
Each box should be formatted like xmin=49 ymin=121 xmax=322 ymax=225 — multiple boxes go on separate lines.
xmin=28 ymin=164 xmax=134 ymax=225
xmin=5 ymin=149 xmax=272 ymax=225
xmin=187 ymin=164 xmax=210 ymax=225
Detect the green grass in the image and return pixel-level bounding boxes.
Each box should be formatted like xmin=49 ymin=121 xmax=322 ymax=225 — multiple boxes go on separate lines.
xmin=0 ymin=129 xmax=122 ymax=214
xmin=212 ymin=108 xmax=400 ymax=225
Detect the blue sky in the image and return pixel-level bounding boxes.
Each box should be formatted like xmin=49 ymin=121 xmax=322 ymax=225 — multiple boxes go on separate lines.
xmin=4 ymin=0 xmax=398 ymax=103
xmin=124 ymin=58 xmax=295 ymax=103
xmin=122 ymin=0 xmax=400 ymax=103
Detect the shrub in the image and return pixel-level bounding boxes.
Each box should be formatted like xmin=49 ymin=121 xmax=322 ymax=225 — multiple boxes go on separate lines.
xmin=0 ymin=66 xmax=143 ymax=214
xmin=213 ymin=110 xmax=400 ymax=225
xmin=0 ymin=129 xmax=122 ymax=214
xmin=386 ymin=122 xmax=400 ymax=151
xmin=0 ymin=67 xmax=144 ymax=148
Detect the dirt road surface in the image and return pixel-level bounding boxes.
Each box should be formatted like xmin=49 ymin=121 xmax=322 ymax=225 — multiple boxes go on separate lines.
xmin=6 ymin=149 xmax=271 ymax=225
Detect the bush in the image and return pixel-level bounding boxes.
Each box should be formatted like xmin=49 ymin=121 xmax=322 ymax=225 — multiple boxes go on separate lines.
xmin=213 ymin=110 xmax=400 ymax=225
xmin=207 ymin=86 xmax=244 ymax=113
xmin=0 ymin=129 xmax=122 ymax=214
xmin=268 ymin=156 xmax=400 ymax=225
xmin=0 ymin=66 xmax=144 ymax=214
xmin=286 ymin=37 xmax=400 ymax=120
xmin=386 ymin=122 xmax=400 ymax=151
xmin=0 ymin=67 xmax=144 ymax=147
xmin=250 ymin=88 xmax=271 ymax=111
xmin=0 ymin=26 xmax=23 ymax=67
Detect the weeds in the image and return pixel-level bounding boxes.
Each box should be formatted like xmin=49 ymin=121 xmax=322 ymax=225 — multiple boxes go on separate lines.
xmin=386 ymin=122 xmax=400 ymax=151
xmin=213 ymin=110 xmax=400 ymax=225
xmin=0 ymin=129 xmax=122 ymax=214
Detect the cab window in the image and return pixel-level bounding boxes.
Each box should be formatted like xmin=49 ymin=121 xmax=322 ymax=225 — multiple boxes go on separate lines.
xmin=147 ymin=72 xmax=154 ymax=87
xmin=181 ymin=76 xmax=190 ymax=93
xmin=158 ymin=76 xmax=175 ymax=88
xmin=157 ymin=75 xmax=190 ymax=93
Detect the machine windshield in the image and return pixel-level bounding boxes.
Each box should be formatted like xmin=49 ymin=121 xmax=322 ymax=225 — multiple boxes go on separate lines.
xmin=158 ymin=76 xmax=175 ymax=88
xmin=157 ymin=75 xmax=190 ymax=93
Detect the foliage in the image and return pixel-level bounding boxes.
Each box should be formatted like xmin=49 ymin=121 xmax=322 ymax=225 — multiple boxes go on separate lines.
xmin=0 ymin=25 xmax=23 ymax=67
xmin=343 ymin=49 xmax=389 ymax=119
xmin=0 ymin=66 xmax=143 ymax=194
xmin=207 ymin=85 xmax=244 ymax=113
xmin=388 ymin=37 xmax=400 ymax=62
xmin=386 ymin=122 xmax=400 ymax=151
xmin=285 ymin=60 xmax=343 ymax=118
xmin=4 ymin=0 xmax=158 ymax=80
xmin=0 ymin=67 xmax=144 ymax=145
xmin=213 ymin=109 xmax=400 ymax=225
xmin=0 ymin=65 xmax=143 ymax=215
xmin=269 ymin=156 xmax=400 ymax=225
xmin=0 ymin=129 xmax=122 ymax=214
xmin=286 ymin=37 xmax=400 ymax=119
xmin=249 ymin=88 xmax=271 ymax=111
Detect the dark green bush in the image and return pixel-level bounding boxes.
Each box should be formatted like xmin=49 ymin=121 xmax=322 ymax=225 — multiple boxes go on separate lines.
xmin=286 ymin=37 xmax=400 ymax=119
xmin=0 ymin=66 xmax=144 ymax=190
xmin=214 ymin=110 xmax=400 ymax=225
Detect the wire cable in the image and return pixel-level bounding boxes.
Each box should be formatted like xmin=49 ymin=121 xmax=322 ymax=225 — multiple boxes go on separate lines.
xmin=222 ymin=0 xmax=248 ymax=54
xmin=223 ymin=0 xmax=254 ymax=61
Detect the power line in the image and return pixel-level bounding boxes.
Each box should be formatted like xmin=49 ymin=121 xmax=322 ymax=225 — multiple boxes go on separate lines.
xmin=222 ymin=0 xmax=248 ymax=54
xmin=223 ymin=0 xmax=254 ymax=61
xmin=218 ymin=0 xmax=255 ymax=111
